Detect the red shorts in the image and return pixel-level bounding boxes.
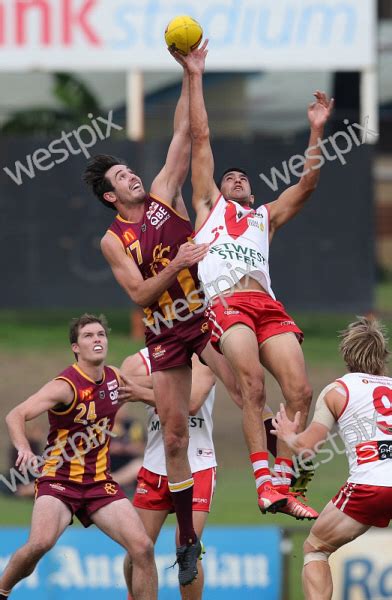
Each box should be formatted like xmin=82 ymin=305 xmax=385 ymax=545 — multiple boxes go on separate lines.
xmin=208 ymin=291 xmax=303 ymax=352
xmin=35 ymin=478 xmax=127 ymax=528
xmin=333 ymin=481 xmax=392 ymax=528
xmin=145 ymin=311 xmax=210 ymax=372
xmin=133 ymin=467 xmax=216 ymax=512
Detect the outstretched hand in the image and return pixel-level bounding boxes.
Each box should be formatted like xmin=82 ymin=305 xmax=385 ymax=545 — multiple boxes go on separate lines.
xmin=271 ymin=403 xmax=301 ymax=441
xmin=169 ymin=39 xmax=209 ymax=74
xmin=118 ymin=374 xmax=143 ymax=403
xmin=308 ymin=91 xmax=334 ymax=130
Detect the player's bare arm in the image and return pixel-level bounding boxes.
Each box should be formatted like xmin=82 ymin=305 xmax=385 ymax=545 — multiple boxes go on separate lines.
xmin=5 ymin=379 xmax=74 ymax=470
xmin=150 ymin=58 xmax=191 ymax=214
xmin=117 ymin=374 xmax=155 ymax=406
xmin=189 ymin=356 xmax=216 ymax=415
xmin=101 ymin=232 xmax=208 ymax=307
xmin=180 ymin=41 xmax=221 ymax=230
xmin=268 ymin=91 xmax=334 ymax=238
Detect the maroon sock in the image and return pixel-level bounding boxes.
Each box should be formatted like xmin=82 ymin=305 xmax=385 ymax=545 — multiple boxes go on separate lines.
xmin=169 ymin=481 xmax=196 ymax=546
xmin=265 ymin=418 xmax=277 ymax=457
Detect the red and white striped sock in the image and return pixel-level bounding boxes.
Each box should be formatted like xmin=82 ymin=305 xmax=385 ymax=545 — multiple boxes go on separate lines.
xmin=273 ymin=457 xmax=295 ymax=493
xmin=250 ymin=451 xmax=272 ymax=495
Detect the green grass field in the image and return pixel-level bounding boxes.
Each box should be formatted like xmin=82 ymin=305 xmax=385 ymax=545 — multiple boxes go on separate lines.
xmin=0 ymin=299 xmax=391 ymax=599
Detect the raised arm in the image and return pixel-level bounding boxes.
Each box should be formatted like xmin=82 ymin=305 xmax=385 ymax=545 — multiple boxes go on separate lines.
xmin=6 ymin=379 xmax=74 ymax=470
xmin=268 ymin=91 xmax=334 ymax=238
xmin=179 ymin=41 xmax=220 ymax=231
xmin=150 ymin=60 xmax=191 ymax=210
xmin=101 ymin=233 xmax=208 ymax=308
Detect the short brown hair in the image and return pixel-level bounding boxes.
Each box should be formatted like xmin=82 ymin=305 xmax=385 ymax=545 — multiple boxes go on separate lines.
xmin=83 ymin=154 xmax=127 ymax=210
xmin=69 ymin=313 xmax=110 ymax=347
xmin=339 ymin=316 xmax=390 ymax=375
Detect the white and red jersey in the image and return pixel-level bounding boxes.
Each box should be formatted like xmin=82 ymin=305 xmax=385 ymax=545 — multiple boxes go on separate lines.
xmin=138 ymin=348 xmax=216 ymax=476
xmin=336 ymin=372 xmax=392 ymax=486
xmin=193 ymin=195 xmax=275 ymax=300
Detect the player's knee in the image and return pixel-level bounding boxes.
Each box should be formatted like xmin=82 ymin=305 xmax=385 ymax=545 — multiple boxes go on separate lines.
xmin=239 ymin=369 xmax=265 ymax=403
xmin=285 ymin=380 xmax=312 ymax=412
xmin=164 ymin=429 xmax=188 ymax=458
xmin=26 ymin=537 xmax=56 ymax=560
xmin=303 ymin=535 xmax=334 ymax=564
xmin=131 ymin=535 xmax=155 ymax=566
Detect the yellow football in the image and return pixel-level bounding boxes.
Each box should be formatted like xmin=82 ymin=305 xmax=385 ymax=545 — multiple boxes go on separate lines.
xmin=165 ymin=15 xmax=203 ymax=56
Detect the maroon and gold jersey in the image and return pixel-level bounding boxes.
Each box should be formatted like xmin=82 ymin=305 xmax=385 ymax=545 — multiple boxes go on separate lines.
xmin=40 ymin=364 xmax=120 ymax=483
xmin=107 ymin=194 xmax=204 ymax=327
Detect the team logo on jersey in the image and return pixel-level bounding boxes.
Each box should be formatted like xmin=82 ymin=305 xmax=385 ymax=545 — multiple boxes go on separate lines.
xmin=200 ymin=322 xmax=209 ymax=333
xmin=146 ymin=201 xmax=170 ymax=229
xmin=107 ymin=379 xmax=118 ymax=391
xmin=99 ymin=390 xmax=105 ymax=400
xmin=150 ymin=244 xmax=171 ymax=276
xmin=81 ymin=387 xmax=93 ymax=401
xmin=152 ymin=345 xmax=166 ymax=360
xmin=362 ymin=379 xmax=369 ymax=384
xmin=104 ymin=483 xmax=118 ymax=495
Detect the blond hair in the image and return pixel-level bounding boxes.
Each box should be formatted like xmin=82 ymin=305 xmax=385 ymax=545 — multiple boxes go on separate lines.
xmin=339 ymin=316 xmax=390 ymax=375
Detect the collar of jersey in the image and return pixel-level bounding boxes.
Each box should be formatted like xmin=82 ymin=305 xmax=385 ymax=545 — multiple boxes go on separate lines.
xmin=72 ymin=363 xmax=106 ymax=385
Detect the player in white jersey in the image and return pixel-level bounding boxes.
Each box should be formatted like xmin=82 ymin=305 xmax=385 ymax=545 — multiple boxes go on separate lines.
xmin=177 ymin=42 xmax=333 ymax=519
xmin=272 ymin=317 xmax=392 ymax=600
xmin=119 ymin=347 xmax=279 ymax=600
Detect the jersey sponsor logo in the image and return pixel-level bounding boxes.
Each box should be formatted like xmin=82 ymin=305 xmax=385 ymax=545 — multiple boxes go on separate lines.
xmin=200 ymin=321 xmax=209 ymax=333
xmin=107 ymin=379 xmax=118 ymax=391
xmin=209 ymin=242 xmax=266 ymax=268
xmin=197 ymin=448 xmax=214 ymax=457
xmin=193 ymin=497 xmax=208 ymax=504
xmin=224 ymin=307 xmax=240 ymax=316
xmin=136 ymin=481 xmax=148 ymax=495
xmin=81 ymin=387 xmax=94 ymax=401
xmin=110 ymin=389 xmax=118 ymax=404
xmin=247 ymin=214 xmax=265 ymax=231
xmin=123 ymin=228 xmax=137 ymax=244
xmin=146 ymin=201 xmax=170 ymax=229
xmin=356 ymin=440 xmax=392 ymax=465
xmin=104 ymin=482 xmax=118 ymax=495
xmin=152 ymin=345 xmax=166 ymax=360
xmin=49 ymin=482 xmax=66 ymax=492
xmin=281 ymin=320 xmax=295 ymax=326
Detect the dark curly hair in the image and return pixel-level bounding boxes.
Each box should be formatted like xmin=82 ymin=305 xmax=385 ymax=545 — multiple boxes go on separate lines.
xmin=83 ymin=154 xmax=128 ymax=210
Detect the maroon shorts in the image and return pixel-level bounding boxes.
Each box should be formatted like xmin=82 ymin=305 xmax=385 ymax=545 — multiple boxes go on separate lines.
xmin=35 ymin=478 xmax=127 ymax=528
xmin=208 ymin=291 xmax=303 ymax=352
xmin=133 ymin=467 xmax=216 ymax=512
xmin=145 ymin=311 xmax=210 ymax=372
xmin=333 ymin=481 xmax=392 ymax=528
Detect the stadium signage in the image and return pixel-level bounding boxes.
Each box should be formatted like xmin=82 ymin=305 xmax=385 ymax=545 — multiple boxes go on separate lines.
xmin=330 ymin=529 xmax=392 ymax=599
xmin=0 ymin=526 xmax=282 ymax=599
xmin=0 ymin=0 xmax=375 ymax=71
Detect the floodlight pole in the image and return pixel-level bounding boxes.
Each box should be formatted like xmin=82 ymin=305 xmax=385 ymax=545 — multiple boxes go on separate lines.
xmin=126 ymin=70 xmax=145 ymax=141
xmin=360 ymin=66 xmax=379 ymax=145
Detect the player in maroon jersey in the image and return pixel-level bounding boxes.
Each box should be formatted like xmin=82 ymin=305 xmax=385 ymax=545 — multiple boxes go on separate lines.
xmin=0 ymin=314 xmax=157 ymax=600
xmin=83 ymin=44 xmax=241 ymax=587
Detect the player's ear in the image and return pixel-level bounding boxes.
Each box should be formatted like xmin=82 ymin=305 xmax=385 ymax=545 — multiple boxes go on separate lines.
xmin=71 ymin=342 xmax=79 ymax=356
xmin=103 ymin=191 xmax=116 ymax=204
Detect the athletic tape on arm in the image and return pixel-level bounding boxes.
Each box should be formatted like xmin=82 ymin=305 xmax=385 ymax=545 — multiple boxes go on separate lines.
xmin=312 ymin=383 xmax=343 ymax=429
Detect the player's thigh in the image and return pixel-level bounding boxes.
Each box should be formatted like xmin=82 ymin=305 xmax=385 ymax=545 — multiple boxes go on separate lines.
xmin=306 ymin=501 xmax=369 ymax=552
xmin=91 ymin=498 xmax=151 ymax=553
xmin=135 ymin=507 xmax=169 ymax=544
xmin=259 ymin=332 xmax=308 ymax=389
xmin=220 ymin=325 xmax=264 ymax=379
xmin=28 ymin=495 xmax=72 ymax=547
xmin=152 ymin=366 xmax=192 ymax=426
